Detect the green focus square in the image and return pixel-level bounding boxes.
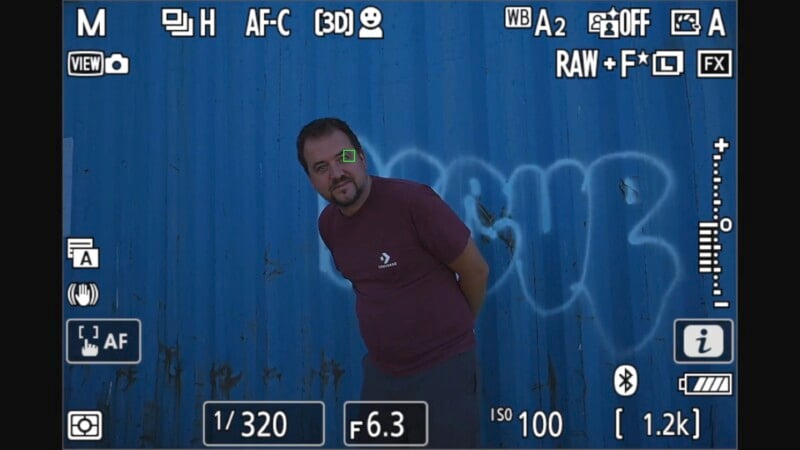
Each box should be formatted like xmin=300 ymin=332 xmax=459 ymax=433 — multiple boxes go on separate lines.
xmin=342 ymin=148 xmax=357 ymax=163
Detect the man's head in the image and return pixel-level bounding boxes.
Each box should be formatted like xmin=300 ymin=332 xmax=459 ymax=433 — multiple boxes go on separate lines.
xmin=297 ymin=118 xmax=371 ymax=213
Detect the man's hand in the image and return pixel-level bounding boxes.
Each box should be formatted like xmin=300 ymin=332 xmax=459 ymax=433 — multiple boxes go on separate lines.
xmin=447 ymin=239 xmax=490 ymax=319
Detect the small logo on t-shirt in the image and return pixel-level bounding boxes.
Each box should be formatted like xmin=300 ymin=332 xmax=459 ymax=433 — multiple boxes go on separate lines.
xmin=378 ymin=252 xmax=397 ymax=269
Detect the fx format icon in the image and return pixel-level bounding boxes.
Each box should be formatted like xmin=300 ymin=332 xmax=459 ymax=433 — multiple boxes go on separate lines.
xmin=697 ymin=50 xmax=733 ymax=78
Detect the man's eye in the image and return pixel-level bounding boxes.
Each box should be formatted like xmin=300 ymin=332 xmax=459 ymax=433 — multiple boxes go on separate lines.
xmin=315 ymin=164 xmax=328 ymax=173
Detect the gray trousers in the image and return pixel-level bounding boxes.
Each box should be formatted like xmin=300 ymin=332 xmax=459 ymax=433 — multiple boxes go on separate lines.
xmin=360 ymin=349 xmax=481 ymax=448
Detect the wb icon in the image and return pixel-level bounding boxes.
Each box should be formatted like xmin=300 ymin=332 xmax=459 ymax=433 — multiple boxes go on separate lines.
xmin=674 ymin=319 xmax=733 ymax=364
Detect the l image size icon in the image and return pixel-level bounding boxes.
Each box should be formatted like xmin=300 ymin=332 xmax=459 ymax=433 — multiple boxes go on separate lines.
xmin=674 ymin=319 xmax=733 ymax=364
xmin=697 ymin=50 xmax=732 ymax=78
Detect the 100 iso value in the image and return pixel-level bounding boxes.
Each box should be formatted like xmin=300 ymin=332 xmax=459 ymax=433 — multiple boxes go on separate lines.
xmin=489 ymin=407 xmax=563 ymax=438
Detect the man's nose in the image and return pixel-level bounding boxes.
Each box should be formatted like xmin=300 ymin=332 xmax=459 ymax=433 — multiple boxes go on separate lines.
xmin=329 ymin=160 xmax=345 ymax=179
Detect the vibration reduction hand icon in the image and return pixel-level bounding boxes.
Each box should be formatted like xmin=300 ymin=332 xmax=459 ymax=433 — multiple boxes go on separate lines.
xmin=67 ymin=282 xmax=100 ymax=306
xmin=75 ymin=284 xmax=92 ymax=306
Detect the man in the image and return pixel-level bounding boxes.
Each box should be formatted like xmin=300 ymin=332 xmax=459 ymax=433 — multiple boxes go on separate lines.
xmin=297 ymin=117 xmax=489 ymax=448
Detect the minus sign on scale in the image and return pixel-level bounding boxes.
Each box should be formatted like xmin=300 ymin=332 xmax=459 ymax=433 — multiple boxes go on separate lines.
xmin=713 ymin=301 xmax=730 ymax=308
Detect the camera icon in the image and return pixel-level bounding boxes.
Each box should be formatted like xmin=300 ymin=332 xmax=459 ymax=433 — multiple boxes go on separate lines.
xmin=67 ymin=410 xmax=103 ymax=441
xmin=104 ymin=53 xmax=129 ymax=75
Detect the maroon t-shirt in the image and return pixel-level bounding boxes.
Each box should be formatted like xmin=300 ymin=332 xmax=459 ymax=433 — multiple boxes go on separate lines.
xmin=319 ymin=176 xmax=476 ymax=375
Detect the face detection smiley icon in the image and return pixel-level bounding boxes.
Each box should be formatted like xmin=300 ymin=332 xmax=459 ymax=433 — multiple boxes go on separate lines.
xmin=358 ymin=6 xmax=383 ymax=39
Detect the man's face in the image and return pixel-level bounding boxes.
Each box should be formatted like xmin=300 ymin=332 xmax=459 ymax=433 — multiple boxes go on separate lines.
xmin=303 ymin=129 xmax=369 ymax=209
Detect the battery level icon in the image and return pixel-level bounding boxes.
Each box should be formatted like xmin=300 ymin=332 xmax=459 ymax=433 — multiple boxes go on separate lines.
xmin=677 ymin=373 xmax=733 ymax=396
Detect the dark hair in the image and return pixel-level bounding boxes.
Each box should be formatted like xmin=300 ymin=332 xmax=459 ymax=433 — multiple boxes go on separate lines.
xmin=296 ymin=117 xmax=364 ymax=174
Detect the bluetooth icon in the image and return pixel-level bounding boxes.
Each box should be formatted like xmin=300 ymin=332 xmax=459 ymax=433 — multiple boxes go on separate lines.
xmin=614 ymin=364 xmax=639 ymax=397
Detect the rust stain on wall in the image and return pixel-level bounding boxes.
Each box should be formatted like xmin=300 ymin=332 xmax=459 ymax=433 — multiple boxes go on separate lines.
xmin=210 ymin=363 xmax=242 ymax=400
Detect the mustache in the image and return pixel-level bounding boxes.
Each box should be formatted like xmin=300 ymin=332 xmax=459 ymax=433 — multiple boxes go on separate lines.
xmin=330 ymin=177 xmax=353 ymax=191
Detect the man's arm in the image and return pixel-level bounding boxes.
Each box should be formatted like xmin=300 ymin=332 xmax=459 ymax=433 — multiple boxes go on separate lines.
xmin=447 ymin=238 xmax=490 ymax=319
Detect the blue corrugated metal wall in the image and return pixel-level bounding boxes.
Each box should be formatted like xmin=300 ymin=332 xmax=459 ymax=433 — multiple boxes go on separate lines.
xmin=63 ymin=1 xmax=736 ymax=447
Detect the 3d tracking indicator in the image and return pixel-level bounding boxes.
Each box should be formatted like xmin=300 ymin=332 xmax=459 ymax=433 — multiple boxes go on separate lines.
xmin=344 ymin=401 xmax=428 ymax=447
xmin=314 ymin=6 xmax=384 ymax=39
xmin=203 ymin=401 xmax=324 ymax=447
xmin=66 ymin=319 xmax=141 ymax=364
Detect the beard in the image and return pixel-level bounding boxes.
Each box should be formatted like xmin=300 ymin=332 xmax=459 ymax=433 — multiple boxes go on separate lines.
xmin=329 ymin=177 xmax=364 ymax=208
